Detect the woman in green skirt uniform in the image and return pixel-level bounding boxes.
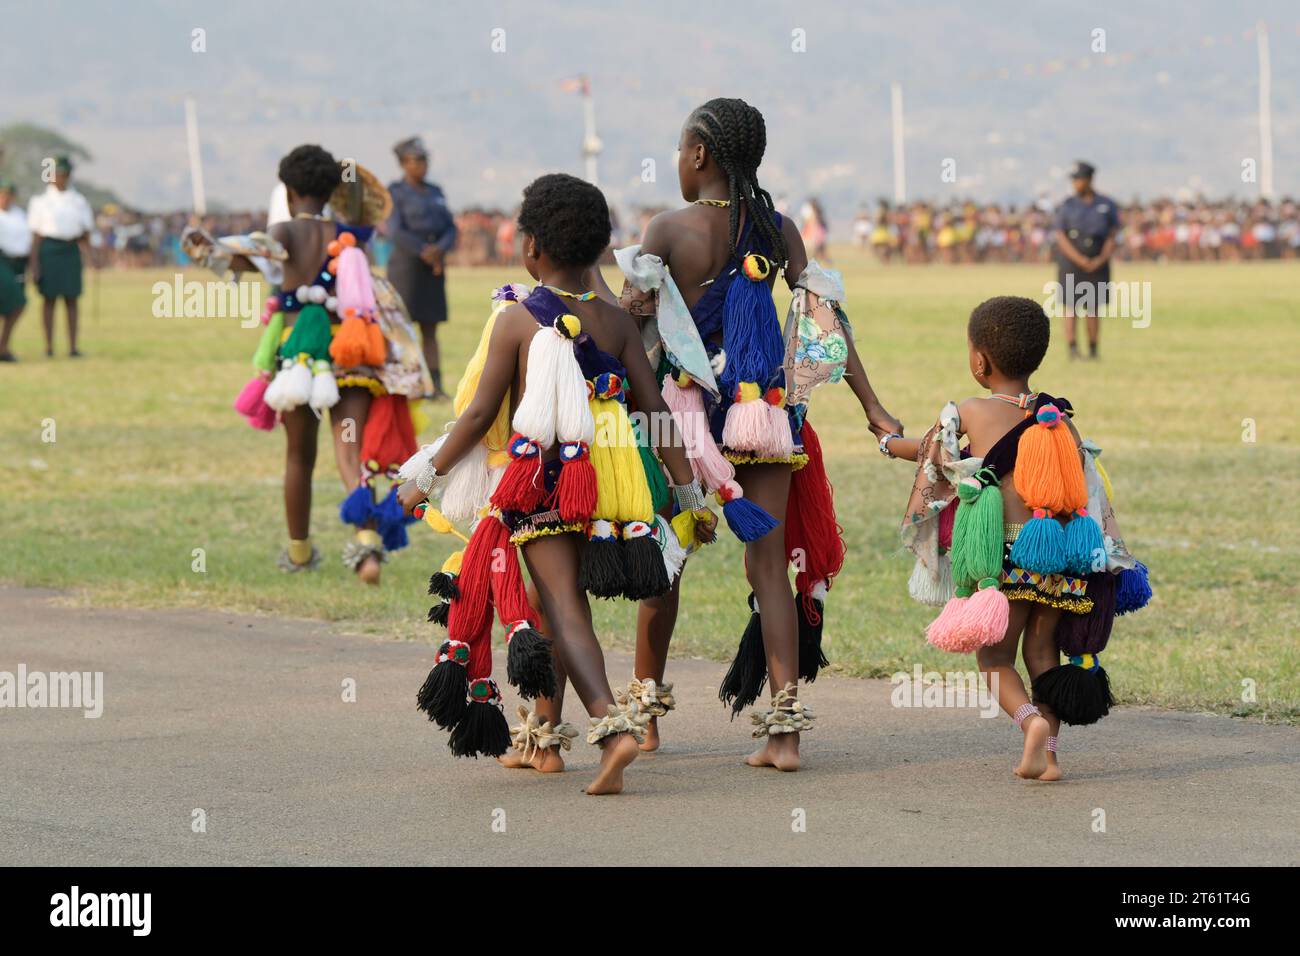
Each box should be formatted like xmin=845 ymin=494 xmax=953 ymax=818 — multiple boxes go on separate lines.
xmin=27 ymin=156 xmax=93 ymax=358
xmin=0 ymin=179 xmax=30 ymax=361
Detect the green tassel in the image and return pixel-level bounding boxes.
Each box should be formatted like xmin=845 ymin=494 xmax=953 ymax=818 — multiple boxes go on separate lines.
xmin=949 ymin=471 xmax=1004 ymax=586
xmin=635 ymin=425 xmax=670 ymax=513
xmin=280 ymin=303 xmax=333 ymax=361
xmin=252 ymin=310 xmax=285 ymax=372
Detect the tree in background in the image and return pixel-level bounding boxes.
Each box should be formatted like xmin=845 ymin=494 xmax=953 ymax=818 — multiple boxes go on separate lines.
xmin=0 ymin=123 xmax=120 ymax=208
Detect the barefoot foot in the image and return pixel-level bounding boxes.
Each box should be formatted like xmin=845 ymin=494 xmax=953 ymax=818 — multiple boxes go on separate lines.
xmin=1014 ymin=715 xmax=1050 ymax=779
xmin=584 ymin=733 xmax=639 ymax=795
xmin=639 ymin=717 xmax=660 ymax=752
xmin=498 ymin=747 xmax=566 ymax=773
xmin=745 ymin=732 xmax=801 ymax=772
xmin=1040 ymin=754 xmax=1063 ymax=782
xmin=357 ymin=554 xmax=381 ymax=586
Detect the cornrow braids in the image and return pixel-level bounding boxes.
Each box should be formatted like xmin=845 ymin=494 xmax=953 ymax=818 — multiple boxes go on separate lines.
xmin=686 ymin=98 xmax=789 ymax=268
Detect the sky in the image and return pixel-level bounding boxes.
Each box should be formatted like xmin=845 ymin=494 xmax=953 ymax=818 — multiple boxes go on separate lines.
xmin=4 ymin=0 xmax=1297 ymax=228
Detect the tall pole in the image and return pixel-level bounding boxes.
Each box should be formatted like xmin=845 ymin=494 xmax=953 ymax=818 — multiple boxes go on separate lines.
xmin=184 ymin=97 xmax=207 ymax=216
xmin=890 ymin=81 xmax=906 ymax=205
xmin=1257 ymin=20 xmax=1274 ymax=200
xmin=581 ymin=77 xmax=602 ymax=186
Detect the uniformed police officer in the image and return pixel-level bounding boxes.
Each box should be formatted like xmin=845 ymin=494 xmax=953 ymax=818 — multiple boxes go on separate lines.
xmin=386 ymin=137 xmax=458 ymax=399
xmin=1053 ymin=161 xmax=1119 ymax=359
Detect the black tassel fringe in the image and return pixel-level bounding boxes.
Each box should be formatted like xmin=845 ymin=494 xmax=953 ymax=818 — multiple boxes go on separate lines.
xmin=620 ymin=535 xmax=671 ymax=600
xmin=448 ymin=700 xmax=511 ymax=758
xmin=718 ymin=593 xmax=767 ymax=717
xmin=796 ymin=595 xmax=830 ymax=683
xmin=505 ymin=626 xmax=558 ymax=699
xmin=579 ymin=538 xmax=627 ymax=599
xmin=1032 ymin=663 xmax=1114 ymax=726
xmin=428 ymin=571 xmax=460 ymax=601
xmin=427 ymin=602 xmax=451 ymax=628
xmin=416 ymin=656 xmax=468 ymax=729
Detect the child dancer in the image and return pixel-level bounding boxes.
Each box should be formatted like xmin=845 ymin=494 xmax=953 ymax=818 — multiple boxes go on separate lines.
xmin=613 ymin=97 xmax=902 ymax=767
xmin=885 ymin=296 xmax=1151 ymax=779
xmin=398 ymin=173 xmax=716 ymax=795
xmin=188 ymin=146 xmax=431 ymax=581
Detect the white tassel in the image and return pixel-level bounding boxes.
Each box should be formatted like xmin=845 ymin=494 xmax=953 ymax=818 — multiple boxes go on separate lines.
xmin=554 ymin=340 xmax=595 ymax=445
xmin=511 ymin=327 xmax=563 ymax=448
xmin=656 ymin=515 xmax=687 ymax=582
xmin=441 ymin=442 xmax=492 ymax=525
xmin=309 ymin=360 xmax=340 ymax=411
xmin=262 ymin=359 xmax=293 ymax=412
xmin=282 ymin=358 xmax=313 ymax=410
xmin=908 ymin=554 xmax=954 ymax=607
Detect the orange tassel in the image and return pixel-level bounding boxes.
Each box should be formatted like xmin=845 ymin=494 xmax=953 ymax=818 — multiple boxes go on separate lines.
xmin=363 ymin=320 xmax=387 ymax=367
xmin=329 ymin=315 xmax=370 ymax=368
xmin=1013 ymin=405 xmax=1087 ymax=513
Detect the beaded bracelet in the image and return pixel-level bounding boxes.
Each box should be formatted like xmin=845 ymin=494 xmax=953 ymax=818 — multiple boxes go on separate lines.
xmin=672 ymin=479 xmax=706 ymax=513
xmin=878 ymin=433 xmax=903 ymax=459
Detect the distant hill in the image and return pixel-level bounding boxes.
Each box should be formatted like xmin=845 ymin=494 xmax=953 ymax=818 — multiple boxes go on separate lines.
xmin=0 ymin=123 xmax=123 ymax=208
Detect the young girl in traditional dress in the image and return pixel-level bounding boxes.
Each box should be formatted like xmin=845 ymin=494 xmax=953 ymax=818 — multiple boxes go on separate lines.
xmin=188 ymin=145 xmax=430 ymax=581
xmin=612 ymin=97 xmax=902 ymax=768
xmin=885 ymin=296 xmax=1151 ymax=779
xmin=398 ymin=173 xmax=716 ymax=795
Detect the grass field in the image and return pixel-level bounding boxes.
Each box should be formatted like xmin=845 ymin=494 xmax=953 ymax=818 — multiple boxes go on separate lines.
xmin=1 ymin=253 xmax=1297 ymax=721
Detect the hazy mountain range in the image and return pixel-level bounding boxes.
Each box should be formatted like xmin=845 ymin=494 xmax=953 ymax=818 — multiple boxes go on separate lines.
xmin=4 ymin=0 xmax=1297 ymax=231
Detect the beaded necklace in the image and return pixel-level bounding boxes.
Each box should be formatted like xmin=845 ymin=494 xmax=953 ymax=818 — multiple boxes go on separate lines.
xmin=542 ymin=284 xmax=596 ymax=301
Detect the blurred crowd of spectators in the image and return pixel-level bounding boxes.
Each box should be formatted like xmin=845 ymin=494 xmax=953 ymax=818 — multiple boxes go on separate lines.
xmin=75 ymin=196 xmax=1300 ymax=269
xmin=851 ymin=197 xmax=1300 ymax=264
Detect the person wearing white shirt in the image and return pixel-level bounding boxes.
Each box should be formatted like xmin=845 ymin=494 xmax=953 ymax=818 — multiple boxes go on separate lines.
xmin=0 ymin=179 xmax=31 ymax=361
xmin=28 ymin=156 xmax=94 ymax=357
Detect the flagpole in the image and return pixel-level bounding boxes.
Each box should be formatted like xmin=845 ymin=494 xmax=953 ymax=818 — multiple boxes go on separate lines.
xmin=890 ymin=81 xmax=906 ymax=205
xmin=1256 ymin=20 xmax=1274 ymax=200
xmin=184 ymin=97 xmax=207 ymax=216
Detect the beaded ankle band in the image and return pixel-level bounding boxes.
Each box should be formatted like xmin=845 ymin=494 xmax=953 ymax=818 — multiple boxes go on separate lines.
xmin=509 ymin=705 xmax=578 ymax=762
xmin=615 ymin=677 xmax=676 ymax=718
xmin=1046 ymin=735 xmax=1058 ymax=754
xmin=1012 ymin=702 xmax=1041 ymax=728
xmin=586 ymin=702 xmax=650 ymax=745
xmin=750 ymin=683 xmax=815 ymax=738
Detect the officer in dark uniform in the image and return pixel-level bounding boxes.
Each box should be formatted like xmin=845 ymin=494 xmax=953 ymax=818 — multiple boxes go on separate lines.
xmin=387 ymin=137 xmax=458 ymax=399
xmin=1054 ymin=161 xmax=1119 ymax=359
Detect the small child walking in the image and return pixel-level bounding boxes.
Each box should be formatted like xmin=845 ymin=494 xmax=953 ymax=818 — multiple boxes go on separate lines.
xmin=883 ymin=296 xmax=1151 ymax=779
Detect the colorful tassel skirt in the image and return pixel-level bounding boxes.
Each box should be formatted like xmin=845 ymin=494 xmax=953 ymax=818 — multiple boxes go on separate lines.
xmin=999 ymin=524 xmax=1094 ymax=614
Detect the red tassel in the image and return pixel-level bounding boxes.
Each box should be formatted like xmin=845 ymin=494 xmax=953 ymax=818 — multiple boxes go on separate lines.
xmin=359 ymin=394 xmax=417 ymax=471
xmin=785 ymin=420 xmax=846 ymax=596
xmin=490 ymin=536 xmax=540 ymax=630
xmin=556 ymin=441 xmax=597 ymax=523
xmin=449 ymin=514 xmax=511 ymax=680
xmin=490 ymin=434 xmax=546 ymax=512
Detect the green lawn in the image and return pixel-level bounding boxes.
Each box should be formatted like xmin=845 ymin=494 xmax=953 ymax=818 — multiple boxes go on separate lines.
xmin=2 ymin=254 xmax=1297 ymax=721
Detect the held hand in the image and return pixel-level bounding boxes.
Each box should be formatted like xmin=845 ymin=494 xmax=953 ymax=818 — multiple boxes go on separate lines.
xmin=396 ymin=479 xmax=428 ymax=516
xmin=866 ymin=404 xmax=903 ymax=441
xmin=692 ymin=508 xmax=719 ymax=546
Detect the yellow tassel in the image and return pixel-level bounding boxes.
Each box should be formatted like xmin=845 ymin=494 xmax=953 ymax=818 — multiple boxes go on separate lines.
xmin=408 ymin=398 xmax=431 ymax=437
xmin=1094 ymin=457 xmax=1115 ymax=506
xmin=590 ymin=397 xmax=653 ymax=523
xmin=441 ymin=550 xmax=464 ymax=576
xmin=454 ymin=302 xmax=512 ymax=456
xmin=423 ymin=507 xmax=470 ymax=542
xmin=671 ymin=510 xmax=697 ymax=550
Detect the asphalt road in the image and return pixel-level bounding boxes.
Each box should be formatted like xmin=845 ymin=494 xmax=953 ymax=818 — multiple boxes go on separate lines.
xmin=1 ymin=586 xmax=1295 ymax=866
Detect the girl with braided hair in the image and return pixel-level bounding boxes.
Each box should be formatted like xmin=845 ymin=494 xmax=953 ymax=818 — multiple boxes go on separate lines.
xmin=611 ymin=97 xmax=902 ymax=768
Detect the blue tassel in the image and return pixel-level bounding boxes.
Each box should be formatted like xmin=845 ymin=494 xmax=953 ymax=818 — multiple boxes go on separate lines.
xmin=1063 ymin=511 xmax=1106 ymax=575
xmin=1115 ymin=561 xmax=1152 ymax=615
xmin=720 ymin=265 xmax=783 ymax=396
xmin=373 ymin=487 xmax=412 ymax=552
xmin=1010 ymin=515 xmax=1067 ymax=574
xmin=723 ymin=495 xmax=778 ymax=542
xmin=340 ymin=484 xmax=374 ymax=526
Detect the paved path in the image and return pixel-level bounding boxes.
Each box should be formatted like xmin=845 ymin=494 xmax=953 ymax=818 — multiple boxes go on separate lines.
xmin=1 ymin=587 xmax=1295 ymax=866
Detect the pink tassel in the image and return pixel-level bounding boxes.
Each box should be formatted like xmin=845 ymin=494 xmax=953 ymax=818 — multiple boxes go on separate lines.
xmin=953 ymin=585 xmax=1010 ymax=649
xmin=234 ymin=374 xmax=269 ymax=417
xmin=662 ymin=376 xmax=732 ymax=491
xmin=334 ymin=246 xmax=377 ymax=317
xmin=246 ymin=399 xmax=278 ymax=431
xmin=926 ymin=594 xmax=974 ymax=652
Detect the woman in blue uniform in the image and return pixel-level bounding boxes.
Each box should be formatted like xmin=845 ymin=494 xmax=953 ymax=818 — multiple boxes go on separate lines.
xmin=1053 ymin=161 xmax=1119 ymax=360
xmin=386 ymin=137 xmax=458 ymax=400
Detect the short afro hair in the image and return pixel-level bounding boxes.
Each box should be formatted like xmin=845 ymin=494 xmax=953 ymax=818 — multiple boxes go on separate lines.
xmin=967 ymin=296 xmax=1050 ymax=379
xmin=516 ymin=173 xmax=611 ymax=267
xmin=278 ymin=144 xmax=341 ymax=201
